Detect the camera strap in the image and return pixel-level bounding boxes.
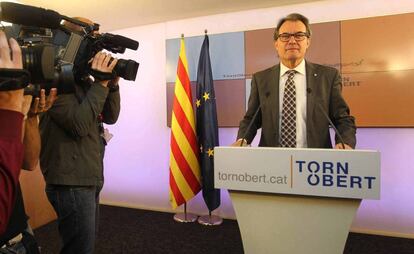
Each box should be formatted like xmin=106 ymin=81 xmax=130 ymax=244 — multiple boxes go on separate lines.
xmin=89 ymin=69 xmax=116 ymax=82
xmin=0 ymin=69 xmax=30 ymax=91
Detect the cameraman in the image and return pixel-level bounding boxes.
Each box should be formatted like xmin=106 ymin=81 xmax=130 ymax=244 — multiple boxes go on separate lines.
xmin=0 ymin=30 xmax=27 ymax=235
xmin=39 ymin=24 xmax=121 ymax=253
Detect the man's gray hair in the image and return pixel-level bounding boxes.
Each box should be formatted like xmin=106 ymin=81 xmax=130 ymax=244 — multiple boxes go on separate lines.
xmin=273 ymin=13 xmax=312 ymax=41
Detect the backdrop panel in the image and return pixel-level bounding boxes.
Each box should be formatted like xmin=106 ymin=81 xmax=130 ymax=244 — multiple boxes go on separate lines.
xmin=167 ymin=13 xmax=414 ymax=127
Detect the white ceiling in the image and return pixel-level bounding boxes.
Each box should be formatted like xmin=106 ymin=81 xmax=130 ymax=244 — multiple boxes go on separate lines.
xmin=21 ymin=0 xmax=320 ymax=31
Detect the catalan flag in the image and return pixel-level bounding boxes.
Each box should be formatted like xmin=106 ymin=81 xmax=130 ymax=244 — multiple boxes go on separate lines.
xmin=169 ymin=38 xmax=201 ymax=209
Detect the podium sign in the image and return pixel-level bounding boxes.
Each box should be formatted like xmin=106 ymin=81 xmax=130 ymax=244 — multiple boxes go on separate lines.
xmin=215 ymin=147 xmax=380 ymax=199
xmin=214 ymin=147 xmax=381 ymax=254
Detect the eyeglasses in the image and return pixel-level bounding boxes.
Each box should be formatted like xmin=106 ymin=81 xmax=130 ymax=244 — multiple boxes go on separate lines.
xmin=277 ymin=32 xmax=309 ymax=42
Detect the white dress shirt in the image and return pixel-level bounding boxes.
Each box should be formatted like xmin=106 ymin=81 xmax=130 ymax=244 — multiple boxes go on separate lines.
xmin=279 ymin=60 xmax=307 ymax=148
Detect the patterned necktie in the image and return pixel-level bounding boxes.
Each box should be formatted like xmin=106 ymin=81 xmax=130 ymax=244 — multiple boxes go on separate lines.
xmin=280 ymin=70 xmax=297 ymax=148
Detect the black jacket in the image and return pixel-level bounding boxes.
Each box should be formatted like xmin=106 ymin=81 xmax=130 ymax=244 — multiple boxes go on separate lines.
xmin=39 ymin=82 xmax=120 ymax=186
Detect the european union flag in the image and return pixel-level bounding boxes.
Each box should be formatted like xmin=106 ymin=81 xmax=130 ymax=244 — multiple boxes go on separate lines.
xmin=196 ymin=34 xmax=220 ymax=211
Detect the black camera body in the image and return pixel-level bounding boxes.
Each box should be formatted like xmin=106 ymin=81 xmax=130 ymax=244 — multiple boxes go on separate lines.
xmin=0 ymin=2 xmax=139 ymax=94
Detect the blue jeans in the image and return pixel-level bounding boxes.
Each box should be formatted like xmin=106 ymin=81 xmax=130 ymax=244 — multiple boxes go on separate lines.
xmin=46 ymin=185 xmax=98 ymax=254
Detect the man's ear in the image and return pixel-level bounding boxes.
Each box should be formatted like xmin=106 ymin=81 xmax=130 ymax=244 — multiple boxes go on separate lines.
xmin=306 ymin=37 xmax=311 ymax=49
xmin=273 ymin=40 xmax=279 ymax=54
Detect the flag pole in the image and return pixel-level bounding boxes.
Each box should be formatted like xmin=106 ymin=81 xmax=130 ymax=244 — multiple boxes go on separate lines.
xmin=198 ymin=209 xmax=223 ymax=226
xmin=173 ymin=202 xmax=198 ymax=223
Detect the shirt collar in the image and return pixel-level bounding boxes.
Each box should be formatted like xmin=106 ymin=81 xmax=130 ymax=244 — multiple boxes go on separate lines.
xmin=280 ymin=59 xmax=306 ymax=77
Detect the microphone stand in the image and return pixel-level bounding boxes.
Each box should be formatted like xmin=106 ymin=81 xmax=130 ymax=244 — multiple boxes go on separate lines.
xmin=308 ymin=88 xmax=346 ymax=149
xmin=317 ymin=103 xmax=346 ymax=149
xmin=239 ymin=104 xmax=262 ymax=147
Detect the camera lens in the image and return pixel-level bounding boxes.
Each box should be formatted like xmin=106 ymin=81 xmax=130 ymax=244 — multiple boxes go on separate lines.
xmin=21 ymin=44 xmax=55 ymax=83
xmin=114 ymin=59 xmax=139 ymax=81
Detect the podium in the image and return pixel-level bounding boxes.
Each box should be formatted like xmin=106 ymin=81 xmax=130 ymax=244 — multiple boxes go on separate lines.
xmin=214 ymin=147 xmax=380 ymax=254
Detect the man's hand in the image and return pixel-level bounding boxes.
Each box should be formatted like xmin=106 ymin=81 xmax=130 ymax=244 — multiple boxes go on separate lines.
xmin=0 ymin=31 xmax=25 ymax=113
xmin=21 ymin=88 xmax=57 ymax=170
xmin=21 ymin=95 xmax=33 ymax=117
xmin=0 ymin=31 xmax=22 ymax=69
xmin=334 ymin=143 xmax=353 ymax=150
xmin=231 ymin=139 xmax=250 ymax=147
xmin=91 ymin=52 xmax=118 ymax=87
xmin=22 ymin=88 xmax=58 ymax=119
xmin=27 ymin=88 xmax=58 ymax=117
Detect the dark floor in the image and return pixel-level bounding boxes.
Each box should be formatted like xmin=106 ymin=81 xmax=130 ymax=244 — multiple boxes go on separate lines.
xmin=34 ymin=205 xmax=414 ymax=254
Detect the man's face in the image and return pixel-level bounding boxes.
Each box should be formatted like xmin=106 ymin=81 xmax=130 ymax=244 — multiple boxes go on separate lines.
xmin=274 ymin=20 xmax=310 ymax=67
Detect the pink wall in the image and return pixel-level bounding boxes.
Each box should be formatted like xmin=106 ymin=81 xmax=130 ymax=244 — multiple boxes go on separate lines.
xmin=352 ymin=128 xmax=414 ymax=236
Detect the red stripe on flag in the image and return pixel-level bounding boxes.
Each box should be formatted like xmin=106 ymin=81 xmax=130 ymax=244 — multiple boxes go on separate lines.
xmin=172 ymin=97 xmax=199 ymax=155
xmin=170 ymin=134 xmax=201 ymax=194
xmin=177 ymin=57 xmax=192 ymax=101
xmin=169 ymin=168 xmax=185 ymax=206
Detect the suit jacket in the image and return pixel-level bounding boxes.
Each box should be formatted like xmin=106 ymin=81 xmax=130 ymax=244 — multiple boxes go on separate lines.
xmin=237 ymin=61 xmax=356 ymax=148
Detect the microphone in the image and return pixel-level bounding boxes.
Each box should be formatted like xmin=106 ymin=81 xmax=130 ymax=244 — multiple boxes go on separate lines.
xmin=0 ymin=2 xmax=62 ymax=29
xmin=307 ymin=88 xmax=346 ymax=149
xmin=239 ymin=91 xmax=270 ymax=146
xmin=102 ymin=33 xmax=139 ymax=50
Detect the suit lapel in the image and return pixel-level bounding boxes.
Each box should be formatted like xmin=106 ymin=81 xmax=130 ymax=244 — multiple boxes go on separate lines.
xmin=306 ymin=61 xmax=318 ymax=143
xmin=270 ymin=65 xmax=280 ymax=142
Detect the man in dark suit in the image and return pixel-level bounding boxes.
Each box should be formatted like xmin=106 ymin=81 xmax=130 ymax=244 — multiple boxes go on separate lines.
xmin=234 ymin=13 xmax=356 ymax=149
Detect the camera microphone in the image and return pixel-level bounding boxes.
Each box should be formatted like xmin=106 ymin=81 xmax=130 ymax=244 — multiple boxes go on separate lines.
xmin=102 ymin=33 xmax=139 ymax=51
xmin=307 ymin=88 xmax=346 ymax=149
xmin=0 ymin=2 xmax=62 ymax=29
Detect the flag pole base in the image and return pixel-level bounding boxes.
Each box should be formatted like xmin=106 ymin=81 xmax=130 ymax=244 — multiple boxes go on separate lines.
xmin=173 ymin=213 xmax=198 ymax=223
xmin=198 ymin=215 xmax=223 ymax=226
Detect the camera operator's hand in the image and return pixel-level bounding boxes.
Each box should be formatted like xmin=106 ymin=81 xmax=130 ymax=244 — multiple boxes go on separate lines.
xmin=21 ymin=95 xmax=33 ymax=117
xmin=0 ymin=31 xmax=22 ymax=69
xmin=0 ymin=31 xmax=25 ymax=113
xmin=26 ymin=88 xmax=58 ymax=118
xmin=21 ymin=88 xmax=57 ymax=170
xmin=91 ymin=52 xmax=118 ymax=87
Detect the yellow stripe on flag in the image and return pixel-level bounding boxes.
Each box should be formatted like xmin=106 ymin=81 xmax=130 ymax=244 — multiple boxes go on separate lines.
xmin=173 ymin=80 xmax=197 ymax=133
xmin=171 ymin=113 xmax=200 ymax=180
xmin=179 ymin=39 xmax=189 ymax=74
xmin=169 ymin=152 xmax=195 ymax=201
